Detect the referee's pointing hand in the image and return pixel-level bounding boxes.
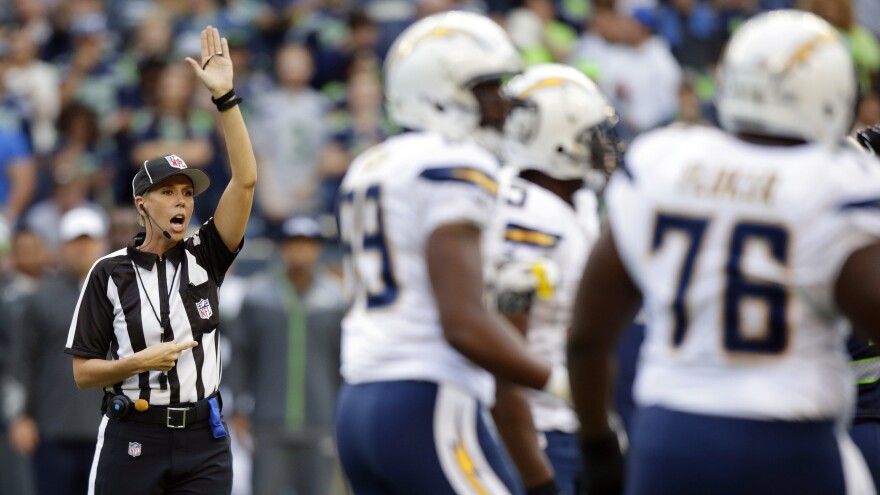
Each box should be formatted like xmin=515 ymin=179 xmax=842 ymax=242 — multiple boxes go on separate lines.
xmin=135 ymin=340 xmax=199 ymax=373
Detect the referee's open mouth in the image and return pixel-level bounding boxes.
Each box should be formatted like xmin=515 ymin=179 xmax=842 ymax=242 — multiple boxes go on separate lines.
xmin=168 ymin=214 xmax=187 ymax=235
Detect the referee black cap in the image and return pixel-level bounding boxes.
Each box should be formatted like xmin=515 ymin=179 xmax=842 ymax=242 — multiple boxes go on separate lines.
xmin=132 ymin=155 xmax=211 ymax=198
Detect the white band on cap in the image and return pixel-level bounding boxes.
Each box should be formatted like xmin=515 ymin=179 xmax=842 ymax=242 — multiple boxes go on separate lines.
xmin=143 ymin=160 xmax=154 ymax=184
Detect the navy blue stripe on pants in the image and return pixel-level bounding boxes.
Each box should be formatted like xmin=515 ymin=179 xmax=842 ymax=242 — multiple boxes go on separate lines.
xmin=627 ymin=406 xmax=850 ymax=495
xmin=335 ymin=380 xmax=524 ymax=495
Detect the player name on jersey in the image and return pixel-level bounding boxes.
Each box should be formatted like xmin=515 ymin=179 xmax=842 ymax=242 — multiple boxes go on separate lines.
xmin=678 ymin=163 xmax=778 ymax=204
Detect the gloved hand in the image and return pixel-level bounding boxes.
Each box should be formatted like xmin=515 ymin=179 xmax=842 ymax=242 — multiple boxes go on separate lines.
xmin=496 ymin=259 xmax=559 ymax=300
xmin=581 ymin=431 xmax=625 ymax=495
xmin=856 ymin=125 xmax=880 ymax=155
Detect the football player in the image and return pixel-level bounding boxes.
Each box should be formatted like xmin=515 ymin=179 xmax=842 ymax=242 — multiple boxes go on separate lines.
xmin=569 ymin=10 xmax=879 ymax=495
xmin=848 ymin=124 xmax=880 ymax=490
xmin=486 ymin=63 xmax=620 ymax=495
xmin=334 ymin=12 xmax=568 ymax=495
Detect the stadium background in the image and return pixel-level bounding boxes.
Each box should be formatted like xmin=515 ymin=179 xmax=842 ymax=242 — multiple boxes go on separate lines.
xmin=0 ymin=0 xmax=877 ymax=494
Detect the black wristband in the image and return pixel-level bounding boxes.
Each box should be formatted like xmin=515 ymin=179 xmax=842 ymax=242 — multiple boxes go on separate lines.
xmin=526 ymin=479 xmax=562 ymax=495
xmin=216 ymin=96 xmax=243 ymax=112
xmin=211 ymin=89 xmax=236 ymax=105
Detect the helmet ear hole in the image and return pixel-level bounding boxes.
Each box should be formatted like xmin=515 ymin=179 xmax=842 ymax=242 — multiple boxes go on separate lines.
xmin=556 ymin=145 xmax=565 ymax=154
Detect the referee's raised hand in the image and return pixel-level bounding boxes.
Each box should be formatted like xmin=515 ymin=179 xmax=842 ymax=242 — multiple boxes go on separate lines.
xmin=185 ymin=26 xmax=233 ymax=99
xmin=134 ymin=340 xmax=199 ymax=373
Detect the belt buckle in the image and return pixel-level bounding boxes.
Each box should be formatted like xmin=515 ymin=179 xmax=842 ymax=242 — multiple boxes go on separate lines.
xmin=166 ymin=407 xmax=188 ymax=429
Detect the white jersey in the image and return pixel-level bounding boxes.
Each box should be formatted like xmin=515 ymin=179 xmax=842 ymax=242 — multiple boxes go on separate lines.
xmin=487 ymin=174 xmax=599 ymax=432
xmin=607 ymin=124 xmax=880 ymax=421
xmin=339 ymin=131 xmax=501 ymax=405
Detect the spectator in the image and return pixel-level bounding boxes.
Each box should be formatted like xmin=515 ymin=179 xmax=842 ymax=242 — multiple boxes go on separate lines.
xmin=7 ymin=0 xmax=53 ymax=55
xmin=128 ymin=64 xmax=214 ymax=191
xmin=55 ymin=102 xmax=115 ymax=199
xmin=0 ymin=126 xmax=35 ymax=226
xmin=8 ymin=207 xmax=108 ymax=495
xmin=318 ymin=67 xmax=395 ymax=216
xmin=5 ymin=27 xmax=60 ymax=155
xmin=58 ymin=13 xmax=123 ymax=135
xmin=106 ymin=205 xmax=140 ymax=252
xmin=224 ymin=29 xmax=273 ymax=117
xmin=653 ymin=0 xmax=725 ymax=71
xmin=0 ymin=49 xmax=36 ymax=225
xmin=231 ymin=215 xmax=345 ymax=495
xmin=24 ymin=103 xmax=109 ymax=249
xmin=115 ymin=10 xmax=175 ymax=105
xmin=805 ymin=0 xmax=880 ymax=92
xmin=0 ymin=227 xmax=51 ymax=495
xmin=251 ymin=43 xmax=328 ymax=235
xmin=506 ymin=0 xmax=579 ymax=65
xmin=288 ymin=7 xmax=381 ymax=93
xmin=570 ymin=6 xmax=682 ymax=137
xmin=173 ymin=0 xmax=246 ymax=59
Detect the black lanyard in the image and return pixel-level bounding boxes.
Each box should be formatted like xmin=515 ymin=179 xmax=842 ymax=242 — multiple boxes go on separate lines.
xmin=134 ymin=257 xmax=180 ymax=341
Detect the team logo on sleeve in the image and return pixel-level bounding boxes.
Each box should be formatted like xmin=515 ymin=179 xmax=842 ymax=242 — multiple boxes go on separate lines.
xmin=165 ymin=154 xmax=187 ymax=169
xmin=196 ymin=298 xmax=213 ymax=320
xmin=128 ymin=442 xmax=142 ymax=458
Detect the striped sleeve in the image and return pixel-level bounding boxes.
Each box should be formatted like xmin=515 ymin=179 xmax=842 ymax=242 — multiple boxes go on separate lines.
xmin=504 ymin=223 xmax=561 ymax=248
xmin=417 ymin=165 xmax=499 ymax=233
xmin=65 ymin=263 xmax=116 ymax=359
xmin=188 ymin=217 xmax=243 ymax=286
xmin=419 ymin=167 xmax=499 ymax=196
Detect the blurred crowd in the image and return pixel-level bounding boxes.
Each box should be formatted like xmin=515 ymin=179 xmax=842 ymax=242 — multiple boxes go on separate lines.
xmin=0 ymin=0 xmax=877 ymax=494
xmin=0 ymin=0 xmax=874 ymax=242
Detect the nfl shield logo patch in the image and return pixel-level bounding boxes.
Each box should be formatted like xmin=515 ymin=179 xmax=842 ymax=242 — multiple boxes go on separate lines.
xmin=196 ymin=298 xmax=213 ymax=320
xmin=128 ymin=442 xmax=142 ymax=458
xmin=165 ymin=154 xmax=187 ymax=169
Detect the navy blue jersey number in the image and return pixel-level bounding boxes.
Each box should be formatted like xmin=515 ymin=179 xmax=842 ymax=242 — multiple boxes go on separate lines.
xmin=652 ymin=214 xmax=789 ymax=354
xmin=338 ymin=185 xmax=399 ymax=309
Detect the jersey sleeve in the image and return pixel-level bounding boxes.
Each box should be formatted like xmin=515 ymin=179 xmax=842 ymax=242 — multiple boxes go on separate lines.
xmin=801 ymin=193 xmax=880 ymax=288
xmin=415 ymin=164 xmax=499 ymax=235
xmin=492 ymin=185 xmax=566 ymax=312
xmin=65 ymin=264 xmax=116 ymax=359
xmin=605 ymin=167 xmax=652 ymax=289
xmin=187 ymin=217 xmax=243 ymax=287
xmin=798 ymin=155 xmax=880 ymax=311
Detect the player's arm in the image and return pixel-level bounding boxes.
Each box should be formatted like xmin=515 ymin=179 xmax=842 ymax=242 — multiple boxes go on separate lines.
xmin=493 ymin=260 xmax=558 ymax=491
xmin=71 ymin=341 xmax=199 ymax=389
xmin=493 ymin=382 xmax=558 ymax=493
xmin=426 ymin=223 xmax=551 ymax=390
xmin=836 ymin=241 xmax=880 ymax=337
xmin=568 ymin=227 xmax=640 ymax=495
xmin=185 ymin=26 xmax=257 ymax=252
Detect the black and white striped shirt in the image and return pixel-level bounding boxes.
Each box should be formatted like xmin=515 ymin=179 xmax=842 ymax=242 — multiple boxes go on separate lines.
xmin=65 ymin=219 xmax=240 ymax=405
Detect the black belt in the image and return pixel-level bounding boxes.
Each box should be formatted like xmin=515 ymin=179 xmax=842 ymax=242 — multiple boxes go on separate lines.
xmin=104 ymin=393 xmax=220 ymax=429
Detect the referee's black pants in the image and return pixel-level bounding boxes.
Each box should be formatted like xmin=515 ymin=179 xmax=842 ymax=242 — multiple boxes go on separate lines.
xmin=88 ymin=416 xmax=232 ymax=495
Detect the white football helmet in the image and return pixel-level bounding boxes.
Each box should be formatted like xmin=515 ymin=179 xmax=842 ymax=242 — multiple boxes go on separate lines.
xmin=501 ymin=63 xmax=621 ymax=183
xmin=716 ymin=10 xmax=856 ymax=146
xmin=384 ymin=11 xmax=523 ymax=141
